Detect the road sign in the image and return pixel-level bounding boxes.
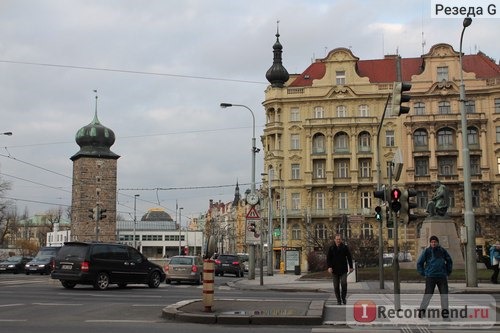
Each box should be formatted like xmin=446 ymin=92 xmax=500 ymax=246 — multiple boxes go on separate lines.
xmin=245 ymin=206 xmax=260 ymax=219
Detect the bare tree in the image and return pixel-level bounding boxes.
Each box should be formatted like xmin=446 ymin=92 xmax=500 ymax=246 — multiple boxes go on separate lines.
xmin=0 ymin=175 xmax=13 ymax=247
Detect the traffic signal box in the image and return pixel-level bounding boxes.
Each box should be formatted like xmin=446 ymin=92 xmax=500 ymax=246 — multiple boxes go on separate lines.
xmin=401 ymin=189 xmax=418 ymax=224
xmin=392 ymin=82 xmax=412 ymax=116
xmin=390 ymin=188 xmax=402 ymax=212
xmin=375 ymin=206 xmax=382 ymax=221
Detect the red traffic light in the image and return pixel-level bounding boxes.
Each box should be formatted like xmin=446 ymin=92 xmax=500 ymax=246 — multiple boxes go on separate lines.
xmin=375 ymin=206 xmax=382 ymax=213
xmin=391 ymin=188 xmax=401 ymax=200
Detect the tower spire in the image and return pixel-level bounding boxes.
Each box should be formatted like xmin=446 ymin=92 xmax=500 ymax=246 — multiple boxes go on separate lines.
xmin=265 ymin=20 xmax=289 ymax=88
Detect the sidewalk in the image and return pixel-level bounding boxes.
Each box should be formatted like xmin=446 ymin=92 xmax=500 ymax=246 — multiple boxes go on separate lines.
xmin=162 ymin=272 xmax=500 ymax=325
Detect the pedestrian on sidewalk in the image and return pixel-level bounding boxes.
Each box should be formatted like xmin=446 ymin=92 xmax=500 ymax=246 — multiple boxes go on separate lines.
xmin=326 ymin=234 xmax=353 ymax=305
xmin=489 ymin=242 xmax=500 ymax=284
xmin=417 ymin=235 xmax=453 ymax=319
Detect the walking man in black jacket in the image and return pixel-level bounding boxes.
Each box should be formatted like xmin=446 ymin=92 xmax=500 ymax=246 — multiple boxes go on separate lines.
xmin=327 ymin=234 xmax=354 ymax=305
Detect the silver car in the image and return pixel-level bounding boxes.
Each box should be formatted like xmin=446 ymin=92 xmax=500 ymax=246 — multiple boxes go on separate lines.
xmin=165 ymin=255 xmax=203 ymax=285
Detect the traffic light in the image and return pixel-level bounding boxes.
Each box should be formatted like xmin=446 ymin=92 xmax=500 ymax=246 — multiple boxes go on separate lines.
xmin=99 ymin=208 xmax=107 ymax=220
xmin=375 ymin=206 xmax=382 ymax=221
xmin=88 ymin=207 xmax=97 ymax=220
xmin=390 ymin=188 xmax=402 ymax=212
xmin=373 ymin=188 xmax=388 ymax=202
xmin=386 ymin=206 xmax=394 ymax=228
xmin=401 ymin=189 xmax=418 ymax=224
xmin=392 ymin=82 xmax=412 ymax=116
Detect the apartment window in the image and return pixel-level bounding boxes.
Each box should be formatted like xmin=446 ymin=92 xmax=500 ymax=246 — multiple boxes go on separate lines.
xmin=465 ymin=100 xmax=476 ymax=113
xmin=312 ymin=134 xmax=325 ymax=153
xmin=338 ymin=192 xmax=348 ymax=210
xmin=290 ymin=107 xmax=300 ymax=121
xmin=361 ymin=223 xmax=374 ymax=239
xmin=437 ymin=66 xmax=449 ymax=81
xmin=291 ymin=193 xmax=300 ymax=210
xmin=472 ymin=190 xmax=480 ymax=208
xmin=438 ymin=157 xmax=456 ymax=175
xmin=415 ymin=157 xmax=429 ymax=176
xmin=334 ymin=133 xmax=349 ymax=152
xmin=359 ymin=159 xmax=371 ymax=178
xmin=448 ymin=190 xmax=455 ymax=208
xmin=470 ymin=156 xmax=481 ymax=175
xmin=498 ymin=157 xmax=500 ymax=174
xmin=385 ymin=130 xmax=395 ymax=147
xmin=438 ymin=101 xmax=451 ymax=114
xmin=361 ymin=192 xmax=371 ymax=209
xmin=336 ymin=105 xmax=347 ymax=117
xmin=495 ymin=98 xmax=500 ymax=113
xmin=414 ymin=102 xmax=425 ymax=115
xmin=291 ymin=163 xmax=300 ymax=179
xmin=291 ymin=134 xmax=300 ymax=149
xmin=418 ymin=191 xmax=429 ymax=211
xmin=359 ymin=104 xmax=369 ymax=117
xmin=496 ymin=127 xmax=500 ymax=143
xmin=336 ymin=160 xmax=349 ymax=178
xmin=414 ymin=129 xmax=428 ymax=149
xmin=336 ymin=222 xmax=352 ymax=239
xmin=314 ymin=106 xmax=324 ymax=118
xmin=315 ymin=223 xmax=328 ymax=240
xmin=437 ymin=128 xmax=454 ymax=149
xmin=467 ymin=127 xmax=479 ymax=146
xmin=291 ymin=224 xmax=301 ymax=240
xmin=358 ymin=132 xmax=371 ymax=151
xmin=336 ymin=71 xmax=346 ymax=85
xmin=313 ymin=160 xmax=326 ymax=179
xmin=315 ymin=192 xmax=325 ymax=210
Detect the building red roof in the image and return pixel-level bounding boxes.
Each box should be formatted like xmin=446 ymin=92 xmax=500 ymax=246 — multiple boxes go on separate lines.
xmin=288 ymin=47 xmax=499 ymax=87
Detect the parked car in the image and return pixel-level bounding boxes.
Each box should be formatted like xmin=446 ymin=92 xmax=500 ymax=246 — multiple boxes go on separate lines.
xmin=215 ymin=254 xmax=245 ymax=277
xmin=25 ymin=246 xmax=61 ymax=275
xmin=51 ymin=242 xmax=165 ymax=290
xmin=0 ymin=256 xmax=32 ymax=274
xmin=238 ymin=253 xmax=249 ymax=272
xmin=164 ymin=255 xmax=203 ymax=285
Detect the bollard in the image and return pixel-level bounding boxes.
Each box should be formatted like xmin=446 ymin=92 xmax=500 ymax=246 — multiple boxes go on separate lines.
xmin=280 ymin=261 xmax=285 ymax=274
xmin=202 ymin=259 xmax=215 ymax=312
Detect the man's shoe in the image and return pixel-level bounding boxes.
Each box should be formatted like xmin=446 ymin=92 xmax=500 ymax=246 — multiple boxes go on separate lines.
xmin=337 ymin=300 xmax=342 ymax=305
xmin=342 ymin=298 xmax=347 ymax=305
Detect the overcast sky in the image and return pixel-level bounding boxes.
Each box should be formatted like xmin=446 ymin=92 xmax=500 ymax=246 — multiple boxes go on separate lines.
xmin=0 ymin=0 xmax=498 ymax=223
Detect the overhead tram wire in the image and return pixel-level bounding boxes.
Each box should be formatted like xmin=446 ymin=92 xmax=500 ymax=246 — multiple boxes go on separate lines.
xmin=0 ymin=59 xmax=268 ymax=85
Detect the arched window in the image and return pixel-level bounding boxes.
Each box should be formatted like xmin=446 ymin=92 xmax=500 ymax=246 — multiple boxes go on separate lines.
xmin=334 ymin=132 xmax=349 ymax=152
xmin=312 ymin=133 xmax=326 ymax=154
xmin=437 ymin=128 xmax=455 ymax=149
xmin=413 ymin=129 xmax=428 ymax=150
xmin=358 ymin=132 xmax=371 ymax=152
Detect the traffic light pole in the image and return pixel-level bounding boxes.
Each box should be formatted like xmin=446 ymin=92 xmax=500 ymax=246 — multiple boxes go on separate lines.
xmin=389 ymin=163 xmax=401 ymax=311
xmin=376 ymin=94 xmax=391 ymax=290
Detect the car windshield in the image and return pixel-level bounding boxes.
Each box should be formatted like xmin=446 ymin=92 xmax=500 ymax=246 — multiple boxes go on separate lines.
xmin=169 ymin=257 xmax=193 ymax=265
xmin=6 ymin=256 xmax=22 ymax=262
xmin=34 ymin=254 xmax=53 ymax=260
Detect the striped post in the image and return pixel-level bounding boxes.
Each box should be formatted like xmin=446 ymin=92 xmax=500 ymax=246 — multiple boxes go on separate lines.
xmin=202 ymin=259 xmax=215 ymax=312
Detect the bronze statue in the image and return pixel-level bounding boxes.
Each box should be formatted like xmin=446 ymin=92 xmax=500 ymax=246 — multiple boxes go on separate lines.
xmin=426 ymin=181 xmax=449 ymax=217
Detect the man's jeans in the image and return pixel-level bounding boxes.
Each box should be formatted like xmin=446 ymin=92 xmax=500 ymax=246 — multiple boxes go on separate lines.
xmin=332 ymin=272 xmax=348 ymax=303
xmin=419 ymin=276 xmax=449 ymax=315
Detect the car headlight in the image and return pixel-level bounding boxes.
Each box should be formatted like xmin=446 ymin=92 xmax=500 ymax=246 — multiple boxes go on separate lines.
xmin=8 ymin=264 xmax=15 ymax=268
xmin=38 ymin=264 xmax=46 ymax=268
xmin=25 ymin=264 xmax=30 ymax=268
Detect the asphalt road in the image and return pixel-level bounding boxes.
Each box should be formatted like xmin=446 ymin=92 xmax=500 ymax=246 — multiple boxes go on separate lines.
xmin=0 ymin=273 xmax=326 ymax=333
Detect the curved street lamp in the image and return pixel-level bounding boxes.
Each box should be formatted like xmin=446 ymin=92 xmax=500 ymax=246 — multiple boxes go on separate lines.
xmin=458 ymin=17 xmax=477 ymax=287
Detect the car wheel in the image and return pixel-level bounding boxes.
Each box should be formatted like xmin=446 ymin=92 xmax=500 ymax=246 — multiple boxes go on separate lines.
xmin=25 ymin=272 xmax=30 ymax=275
xmin=195 ymin=273 xmax=202 ymax=285
xmin=240 ymin=270 xmax=244 ymax=277
xmin=165 ymin=279 xmax=171 ymax=284
xmin=61 ymin=280 xmax=76 ymax=289
xmin=148 ymin=271 xmax=161 ymax=288
xmin=93 ymin=272 xmax=110 ymax=290
xmin=220 ymin=272 xmax=224 ymax=277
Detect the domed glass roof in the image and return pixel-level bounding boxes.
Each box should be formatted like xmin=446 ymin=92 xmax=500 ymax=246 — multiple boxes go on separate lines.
xmin=141 ymin=208 xmax=173 ymax=222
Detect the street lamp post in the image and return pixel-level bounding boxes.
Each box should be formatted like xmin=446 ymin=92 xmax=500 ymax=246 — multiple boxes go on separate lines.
xmin=133 ymin=194 xmax=139 ymax=248
xmin=459 ymin=17 xmax=477 ymax=287
xmin=220 ymin=102 xmax=258 ymax=281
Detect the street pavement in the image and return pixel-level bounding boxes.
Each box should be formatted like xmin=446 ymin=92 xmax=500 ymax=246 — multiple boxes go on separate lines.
xmin=162 ymin=271 xmax=500 ymax=327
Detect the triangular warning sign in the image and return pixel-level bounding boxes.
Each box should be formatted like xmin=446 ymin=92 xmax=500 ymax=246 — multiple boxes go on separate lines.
xmin=246 ymin=206 xmax=260 ymax=219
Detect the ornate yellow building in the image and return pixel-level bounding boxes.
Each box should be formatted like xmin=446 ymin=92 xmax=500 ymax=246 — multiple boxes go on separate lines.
xmin=262 ymin=32 xmax=500 ymax=271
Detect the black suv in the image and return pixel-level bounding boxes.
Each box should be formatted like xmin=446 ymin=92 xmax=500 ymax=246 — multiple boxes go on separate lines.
xmin=215 ymin=254 xmax=245 ymax=277
xmin=25 ymin=246 xmax=61 ymax=275
xmin=51 ymin=242 xmax=165 ymax=290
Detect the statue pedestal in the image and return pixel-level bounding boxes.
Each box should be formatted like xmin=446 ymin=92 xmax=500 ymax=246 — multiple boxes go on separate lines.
xmin=417 ymin=216 xmax=465 ymax=269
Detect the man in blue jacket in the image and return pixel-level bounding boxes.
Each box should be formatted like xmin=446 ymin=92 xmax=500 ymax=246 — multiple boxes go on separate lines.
xmin=417 ymin=235 xmax=453 ymax=319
